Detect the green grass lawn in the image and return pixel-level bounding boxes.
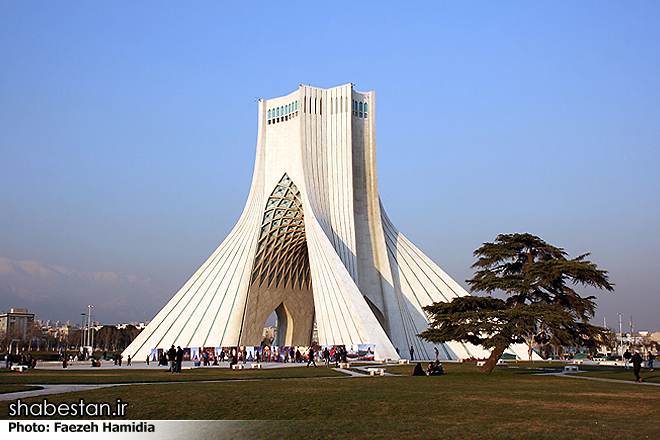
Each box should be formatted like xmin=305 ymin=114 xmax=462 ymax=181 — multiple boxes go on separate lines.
xmin=0 ymin=365 xmax=347 ymax=385
xmin=2 ymin=362 xmax=658 ymax=439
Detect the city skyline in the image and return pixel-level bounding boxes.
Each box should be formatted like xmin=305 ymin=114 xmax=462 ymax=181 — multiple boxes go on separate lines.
xmin=1 ymin=2 xmax=658 ymax=332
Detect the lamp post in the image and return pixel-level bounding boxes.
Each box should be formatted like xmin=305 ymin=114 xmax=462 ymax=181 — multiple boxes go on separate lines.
xmin=86 ymin=305 xmax=93 ymax=347
xmin=80 ymin=313 xmax=86 ymax=350
xmin=617 ymin=313 xmax=623 ymax=357
xmin=630 ymin=315 xmax=634 ymax=348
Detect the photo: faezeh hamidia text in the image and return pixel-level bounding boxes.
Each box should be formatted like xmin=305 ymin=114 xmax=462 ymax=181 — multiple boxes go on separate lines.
xmin=8 ymin=421 xmax=155 ymax=433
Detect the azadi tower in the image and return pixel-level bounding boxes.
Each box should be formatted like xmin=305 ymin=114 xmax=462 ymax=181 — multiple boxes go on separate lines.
xmin=125 ymin=83 xmax=533 ymax=361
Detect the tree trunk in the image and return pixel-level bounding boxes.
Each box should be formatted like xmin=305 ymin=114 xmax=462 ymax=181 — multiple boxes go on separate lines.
xmin=479 ymin=344 xmax=508 ymax=373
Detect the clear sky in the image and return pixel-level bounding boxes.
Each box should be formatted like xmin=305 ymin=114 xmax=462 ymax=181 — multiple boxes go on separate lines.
xmin=1 ymin=1 xmax=658 ymax=332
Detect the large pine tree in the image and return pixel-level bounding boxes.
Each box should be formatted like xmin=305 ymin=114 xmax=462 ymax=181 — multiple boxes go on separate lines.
xmin=419 ymin=233 xmax=614 ymax=373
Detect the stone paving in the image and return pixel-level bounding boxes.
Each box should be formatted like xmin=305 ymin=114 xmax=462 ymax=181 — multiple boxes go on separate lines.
xmin=0 ymin=384 xmax=114 ymax=401
xmin=553 ymin=372 xmax=660 ymax=387
xmin=34 ymin=360 xmax=305 ymax=370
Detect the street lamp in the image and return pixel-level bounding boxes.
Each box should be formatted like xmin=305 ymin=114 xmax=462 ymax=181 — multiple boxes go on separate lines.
xmin=90 ymin=321 xmax=95 ymax=351
xmin=80 ymin=313 xmax=86 ymax=349
xmin=617 ymin=313 xmax=623 ymax=357
xmin=86 ymin=305 xmax=93 ymax=347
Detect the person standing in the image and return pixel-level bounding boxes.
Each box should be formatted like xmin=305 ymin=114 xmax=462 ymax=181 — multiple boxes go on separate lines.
xmin=623 ymin=349 xmax=632 ymax=369
xmin=409 ymin=346 xmax=414 ymax=361
xmin=648 ymin=352 xmax=655 ymax=372
xmin=435 ymin=347 xmax=439 ymax=362
xmin=168 ymin=345 xmax=176 ymax=372
xmin=146 ymin=354 xmax=150 ymax=366
xmin=176 ymin=346 xmax=184 ymax=373
xmin=127 ymin=355 xmax=132 ymax=366
xmin=631 ymin=350 xmax=644 ymax=383
xmin=323 ymin=347 xmax=330 ymax=368
xmin=306 ymin=347 xmax=317 ymax=368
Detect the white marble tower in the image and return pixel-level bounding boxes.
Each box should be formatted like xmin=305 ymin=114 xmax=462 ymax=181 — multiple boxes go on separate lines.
xmin=124 ymin=84 xmax=512 ymax=361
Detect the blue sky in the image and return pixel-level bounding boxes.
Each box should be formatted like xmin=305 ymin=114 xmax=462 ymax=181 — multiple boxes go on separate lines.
xmin=1 ymin=1 xmax=658 ymax=332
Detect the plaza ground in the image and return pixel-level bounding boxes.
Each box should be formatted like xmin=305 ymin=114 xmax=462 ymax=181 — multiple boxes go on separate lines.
xmin=1 ymin=361 xmax=659 ymax=439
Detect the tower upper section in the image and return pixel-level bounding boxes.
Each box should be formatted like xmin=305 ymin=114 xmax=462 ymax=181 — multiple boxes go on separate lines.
xmin=261 ymin=83 xmax=370 ymax=127
xmin=253 ymin=84 xmax=377 ymax=285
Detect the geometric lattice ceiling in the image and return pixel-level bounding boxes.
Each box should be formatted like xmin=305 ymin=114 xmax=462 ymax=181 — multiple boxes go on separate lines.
xmin=250 ymin=173 xmax=310 ymax=289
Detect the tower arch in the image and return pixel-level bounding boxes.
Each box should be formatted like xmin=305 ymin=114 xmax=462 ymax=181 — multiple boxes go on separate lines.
xmin=238 ymin=173 xmax=314 ymax=346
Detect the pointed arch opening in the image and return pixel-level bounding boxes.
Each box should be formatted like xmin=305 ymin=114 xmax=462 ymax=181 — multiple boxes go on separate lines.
xmin=239 ymin=173 xmax=315 ymax=346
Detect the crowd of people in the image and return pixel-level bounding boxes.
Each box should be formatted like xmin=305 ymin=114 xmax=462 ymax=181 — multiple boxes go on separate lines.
xmin=322 ymin=346 xmax=348 ymax=367
xmin=143 ymin=344 xmax=359 ymax=370
xmin=3 ymin=352 xmax=37 ymax=369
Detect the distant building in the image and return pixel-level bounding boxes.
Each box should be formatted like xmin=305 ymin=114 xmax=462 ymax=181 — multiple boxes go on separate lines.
xmin=0 ymin=308 xmax=35 ymax=341
xmin=263 ymin=326 xmax=276 ymax=343
xmin=58 ymin=325 xmax=75 ymax=338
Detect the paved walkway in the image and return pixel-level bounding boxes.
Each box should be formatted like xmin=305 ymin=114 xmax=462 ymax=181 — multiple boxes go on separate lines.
xmin=552 ymin=372 xmax=660 ymax=387
xmin=0 ymin=384 xmax=115 ymax=401
xmin=33 ymin=360 xmax=309 ymax=370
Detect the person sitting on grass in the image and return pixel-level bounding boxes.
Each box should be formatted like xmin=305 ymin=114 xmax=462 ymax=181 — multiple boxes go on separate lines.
xmin=412 ymin=362 xmax=426 ymax=376
xmin=426 ymin=361 xmax=444 ymax=376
